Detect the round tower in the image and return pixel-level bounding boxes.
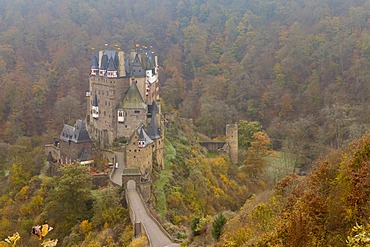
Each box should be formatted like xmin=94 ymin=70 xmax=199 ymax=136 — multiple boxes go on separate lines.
xmin=226 ymin=124 xmax=238 ymax=164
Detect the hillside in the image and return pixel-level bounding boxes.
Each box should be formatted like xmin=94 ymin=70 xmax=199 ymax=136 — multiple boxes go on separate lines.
xmin=0 ymin=0 xmax=368 ymax=164
xmin=0 ymin=0 xmax=369 ymax=246
xmin=216 ymin=134 xmax=370 ymax=246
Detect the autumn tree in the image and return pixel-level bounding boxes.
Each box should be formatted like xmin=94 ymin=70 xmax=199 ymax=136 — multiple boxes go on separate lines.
xmin=243 ymin=131 xmax=272 ymax=185
xmin=43 ymin=165 xmax=93 ymax=238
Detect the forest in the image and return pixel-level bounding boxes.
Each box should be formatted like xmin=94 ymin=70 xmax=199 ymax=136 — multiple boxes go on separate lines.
xmin=0 ymin=0 xmax=369 ymax=246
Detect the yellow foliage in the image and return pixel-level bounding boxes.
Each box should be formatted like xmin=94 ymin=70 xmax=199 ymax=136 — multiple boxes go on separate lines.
xmin=249 ymin=131 xmax=272 ymax=157
xmin=129 ymin=236 xmax=148 ymax=247
xmin=172 ymin=215 xmax=188 ymax=225
xmin=220 ymin=174 xmax=229 ymax=185
xmin=80 ymin=220 xmax=92 ymax=235
xmin=15 ymin=185 xmax=30 ymax=201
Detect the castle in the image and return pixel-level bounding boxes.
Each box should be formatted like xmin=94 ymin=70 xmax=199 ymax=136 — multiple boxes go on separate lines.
xmin=45 ymin=44 xmax=238 ymax=200
xmin=45 ymin=45 xmax=164 ymax=198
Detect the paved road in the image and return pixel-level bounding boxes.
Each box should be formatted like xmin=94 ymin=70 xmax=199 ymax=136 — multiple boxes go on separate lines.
xmin=110 ymin=155 xmax=124 ymax=186
xmin=127 ymin=181 xmax=179 ymax=247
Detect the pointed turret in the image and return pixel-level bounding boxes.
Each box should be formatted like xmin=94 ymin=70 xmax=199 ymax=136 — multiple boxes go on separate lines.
xmin=90 ymin=54 xmax=99 ymax=76
xmin=99 ymin=54 xmax=108 ymax=76
xmin=147 ymin=112 xmax=161 ymax=140
xmin=130 ymin=53 xmax=145 ymax=77
xmin=138 ymin=125 xmax=153 ymax=148
xmin=107 ymin=56 xmax=118 ymax=78
xmin=147 ymin=101 xmax=159 ymax=118
xmin=121 ymin=84 xmax=147 ymax=110
xmin=92 ymin=93 xmax=99 ymax=119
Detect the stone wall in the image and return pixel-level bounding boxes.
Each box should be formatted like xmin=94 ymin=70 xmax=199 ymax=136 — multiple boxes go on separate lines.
xmin=199 ymin=141 xmax=227 ymax=153
xmin=116 ymin=109 xmax=147 ymax=140
xmin=139 ymin=180 xmax=151 ymax=202
xmin=226 ymin=124 xmax=238 ymax=164
xmin=59 ymin=141 xmax=91 ymax=164
xmin=90 ymin=173 xmax=109 ymax=188
xmin=46 ymin=162 xmax=63 ymax=177
xmin=45 ymin=144 xmax=60 ymax=162
xmin=88 ymin=76 xmax=130 ymax=147
xmin=125 ymin=133 xmax=153 ymax=175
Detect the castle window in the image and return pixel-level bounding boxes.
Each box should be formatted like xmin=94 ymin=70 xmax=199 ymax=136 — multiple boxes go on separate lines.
xmin=134 ymin=110 xmax=140 ymax=114
xmin=118 ymin=111 xmax=124 ymax=123
xmin=134 ymin=149 xmax=137 ymax=152
xmin=138 ymin=140 xmax=145 ymax=148
xmin=102 ymin=91 xmax=104 ymax=95
xmin=134 ymin=156 xmax=136 ymax=158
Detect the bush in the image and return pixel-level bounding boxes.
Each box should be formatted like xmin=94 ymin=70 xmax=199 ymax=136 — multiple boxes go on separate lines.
xmin=212 ymin=213 xmax=227 ymax=240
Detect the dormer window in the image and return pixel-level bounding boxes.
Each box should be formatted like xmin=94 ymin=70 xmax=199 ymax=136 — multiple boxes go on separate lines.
xmin=107 ymin=71 xmax=118 ymax=78
xmin=118 ymin=110 xmax=124 ymax=123
xmin=138 ymin=140 xmax=145 ymax=148
xmin=91 ymin=69 xmax=98 ymax=76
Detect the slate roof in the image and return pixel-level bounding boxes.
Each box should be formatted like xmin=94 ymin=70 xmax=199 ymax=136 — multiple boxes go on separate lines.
xmin=107 ymin=56 xmax=117 ymax=71
xmin=91 ymin=48 xmax=156 ymax=78
xmin=147 ymin=101 xmax=159 ymax=118
xmin=93 ymin=94 xmax=98 ymax=107
xmin=100 ymin=54 xmax=109 ymax=70
xmin=78 ymin=147 xmax=92 ymax=161
xmin=147 ymin=113 xmax=161 ymax=140
xmin=138 ymin=125 xmax=154 ymax=147
xmin=60 ymin=120 xmax=91 ymax=143
xmin=121 ymin=84 xmax=147 ymax=109
xmin=91 ymin=54 xmax=99 ymax=69
xmin=130 ymin=53 xmax=145 ymax=77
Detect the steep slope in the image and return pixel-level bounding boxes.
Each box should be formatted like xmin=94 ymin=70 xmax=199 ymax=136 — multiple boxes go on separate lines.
xmin=217 ymin=134 xmax=370 ymax=246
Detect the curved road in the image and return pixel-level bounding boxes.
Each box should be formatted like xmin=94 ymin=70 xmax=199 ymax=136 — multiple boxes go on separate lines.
xmin=110 ymin=163 xmax=123 ymax=186
xmin=110 ymin=165 xmax=179 ymax=247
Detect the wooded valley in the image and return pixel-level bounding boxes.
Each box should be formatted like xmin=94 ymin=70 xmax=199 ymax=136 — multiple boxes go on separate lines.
xmin=0 ymin=0 xmax=369 ymax=246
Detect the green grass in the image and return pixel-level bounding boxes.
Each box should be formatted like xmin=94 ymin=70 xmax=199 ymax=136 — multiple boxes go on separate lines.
xmin=154 ymin=168 xmax=173 ymax=217
xmin=153 ymin=139 xmax=177 ymax=217
xmin=91 ymin=188 xmax=104 ymax=198
xmin=264 ymin=152 xmax=296 ymax=183
xmin=207 ymin=152 xmax=218 ymax=158
xmin=164 ymin=138 xmax=176 ymax=164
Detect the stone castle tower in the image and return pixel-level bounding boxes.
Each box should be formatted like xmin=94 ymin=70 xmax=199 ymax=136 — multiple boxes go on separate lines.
xmin=86 ymin=46 xmax=160 ymax=149
xmin=85 ymin=45 xmax=164 ymax=198
xmin=226 ymin=124 xmax=238 ymax=164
